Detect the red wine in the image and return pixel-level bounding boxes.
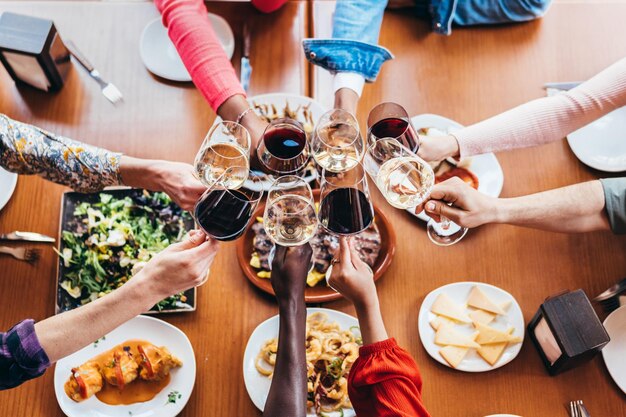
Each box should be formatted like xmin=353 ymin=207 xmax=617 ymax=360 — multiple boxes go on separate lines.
xmin=319 ymin=188 xmax=374 ymax=235
xmin=195 ymin=188 xmax=253 ymax=241
xmin=264 ymin=127 xmax=306 ymax=159
xmin=370 ymin=117 xmax=419 ymax=153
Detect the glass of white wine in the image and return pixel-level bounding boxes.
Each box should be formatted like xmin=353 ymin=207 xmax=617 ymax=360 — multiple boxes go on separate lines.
xmin=194 ymin=121 xmax=250 ymax=189
xmin=263 ymin=176 xmax=318 ymax=246
xmin=363 ymin=138 xmax=468 ymax=246
xmin=312 ymin=109 xmax=364 ymax=173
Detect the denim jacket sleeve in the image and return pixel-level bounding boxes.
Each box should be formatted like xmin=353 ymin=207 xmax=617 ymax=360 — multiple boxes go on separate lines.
xmin=302 ymin=0 xmax=393 ymax=82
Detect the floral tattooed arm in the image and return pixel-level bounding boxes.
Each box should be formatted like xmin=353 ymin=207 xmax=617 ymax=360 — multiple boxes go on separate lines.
xmin=0 ymin=114 xmax=122 ymax=193
xmin=0 ymin=114 xmax=206 ymax=210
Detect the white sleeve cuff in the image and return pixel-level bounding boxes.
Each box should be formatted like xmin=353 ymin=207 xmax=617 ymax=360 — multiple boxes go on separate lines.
xmin=333 ymin=72 xmax=366 ymax=98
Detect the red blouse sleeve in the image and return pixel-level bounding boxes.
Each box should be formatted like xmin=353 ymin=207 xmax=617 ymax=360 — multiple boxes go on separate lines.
xmin=348 ymin=338 xmax=431 ymax=417
xmin=154 ymin=0 xmax=245 ymax=111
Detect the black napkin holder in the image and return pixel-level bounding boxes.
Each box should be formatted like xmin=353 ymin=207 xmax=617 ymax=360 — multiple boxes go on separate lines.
xmin=528 ymin=289 xmax=610 ymax=375
xmin=0 ymin=12 xmax=70 ymax=92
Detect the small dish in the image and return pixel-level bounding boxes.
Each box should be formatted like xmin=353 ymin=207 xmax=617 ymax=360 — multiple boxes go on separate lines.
xmin=243 ymin=307 xmax=358 ymax=417
xmin=140 ymin=13 xmax=235 ymax=82
xmin=236 ymin=189 xmax=396 ymax=303
xmin=602 ymin=304 xmax=626 ymax=393
xmin=0 ymin=167 xmax=18 ymax=212
xmin=409 ymin=114 xmax=504 ymax=222
xmin=567 ymin=106 xmax=626 ymax=172
xmin=418 ymin=281 xmax=524 ymax=372
xmin=54 ymin=315 xmax=196 ymax=417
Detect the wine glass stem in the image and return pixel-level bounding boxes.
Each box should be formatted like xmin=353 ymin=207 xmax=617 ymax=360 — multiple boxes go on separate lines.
xmin=439 ymin=215 xmax=451 ymax=231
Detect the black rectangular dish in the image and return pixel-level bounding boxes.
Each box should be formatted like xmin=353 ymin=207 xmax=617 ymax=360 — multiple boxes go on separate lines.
xmin=56 ymin=188 xmax=196 ymax=314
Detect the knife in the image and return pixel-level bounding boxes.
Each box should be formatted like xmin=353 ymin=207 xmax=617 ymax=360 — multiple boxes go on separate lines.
xmin=543 ymin=81 xmax=582 ymax=91
xmin=240 ymin=22 xmax=252 ymax=93
xmin=0 ymin=231 xmax=55 ymax=243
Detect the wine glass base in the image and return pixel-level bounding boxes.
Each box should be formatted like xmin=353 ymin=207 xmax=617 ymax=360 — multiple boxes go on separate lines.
xmin=426 ymin=221 xmax=468 ymax=246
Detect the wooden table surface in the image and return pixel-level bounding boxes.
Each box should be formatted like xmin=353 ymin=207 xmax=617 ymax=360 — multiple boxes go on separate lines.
xmin=0 ymin=0 xmax=625 ymax=416
xmin=313 ymin=1 xmax=626 ymax=416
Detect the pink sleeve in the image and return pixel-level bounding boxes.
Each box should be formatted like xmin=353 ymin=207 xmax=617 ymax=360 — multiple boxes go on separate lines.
xmin=154 ymin=0 xmax=245 ymax=112
xmin=454 ymin=57 xmax=626 ymax=158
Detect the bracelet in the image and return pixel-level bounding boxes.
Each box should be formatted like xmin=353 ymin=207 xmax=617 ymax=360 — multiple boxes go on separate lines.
xmin=236 ymin=107 xmax=255 ymax=125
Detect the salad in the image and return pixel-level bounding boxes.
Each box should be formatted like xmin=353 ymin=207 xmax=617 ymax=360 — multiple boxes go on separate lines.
xmin=57 ymin=190 xmax=194 ymax=313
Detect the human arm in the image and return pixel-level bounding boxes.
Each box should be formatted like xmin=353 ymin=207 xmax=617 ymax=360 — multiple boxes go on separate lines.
xmin=417 ymin=57 xmax=626 ymax=161
xmin=328 ymin=238 xmax=430 ymax=417
xmin=1 ymin=230 xmax=218 ymax=390
xmin=154 ymin=0 xmax=267 ymax=148
xmin=263 ymin=244 xmax=313 ymax=417
xmin=416 ymin=177 xmax=612 ymax=233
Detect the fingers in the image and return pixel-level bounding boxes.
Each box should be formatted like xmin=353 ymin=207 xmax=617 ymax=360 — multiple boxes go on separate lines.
xmin=338 ymin=238 xmax=352 ymax=265
xmin=424 ymin=200 xmax=462 ymax=224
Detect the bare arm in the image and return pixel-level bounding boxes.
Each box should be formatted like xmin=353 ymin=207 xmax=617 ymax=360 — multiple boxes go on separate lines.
xmin=35 ymin=231 xmax=218 ymax=363
xmin=418 ymin=177 xmax=610 ymax=233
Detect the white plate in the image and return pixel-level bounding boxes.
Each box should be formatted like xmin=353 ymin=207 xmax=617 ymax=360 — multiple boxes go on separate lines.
xmin=215 ymin=93 xmax=328 ymax=191
xmin=140 ymin=13 xmax=235 ymax=82
xmin=409 ymin=114 xmax=504 ymax=221
xmin=484 ymin=415 xmax=522 ymax=417
xmin=243 ymin=307 xmax=358 ymax=417
xmin=417 ymin=281 xmax=524 ymax=372
xmin=0 ymin=167 xmax=17 ymax=212
xmin=602 ymin=304 xmax=626 ymax=393
xmin=567 ymin=106 xmax=626 ymax=172
xmin=54 ymin=315 xmax=196 ymax=417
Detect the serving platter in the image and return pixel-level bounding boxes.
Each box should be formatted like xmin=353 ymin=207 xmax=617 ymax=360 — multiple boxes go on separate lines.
xmin=54 ymin=315 xmax=196 ymax=417
xmin=56 ymin=188 xmax=196 ymax=314
xmin=602 ymin=304 xmax=626 ymax=394
xmin=236 ymin=189 xmax=396 ymax=303
xmin=243 ymin=307 xmax=358 ymax=417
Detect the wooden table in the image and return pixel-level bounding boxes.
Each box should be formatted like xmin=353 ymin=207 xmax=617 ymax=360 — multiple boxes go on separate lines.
xmin=0 ymin=0 xmax=625 ymax=416
xmin=312 ymin=2 xmax=626 ymax=416
xmin=0 ymin=2 xmax=308 ymax=416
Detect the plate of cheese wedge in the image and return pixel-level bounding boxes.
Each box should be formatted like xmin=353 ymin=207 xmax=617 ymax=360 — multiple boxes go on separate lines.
xmin=418 ymin=282 xmax=524 ymax=372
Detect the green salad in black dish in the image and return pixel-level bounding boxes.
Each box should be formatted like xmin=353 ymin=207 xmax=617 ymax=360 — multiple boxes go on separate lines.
xmin=56 ymin=189 xmax=195 ymax=314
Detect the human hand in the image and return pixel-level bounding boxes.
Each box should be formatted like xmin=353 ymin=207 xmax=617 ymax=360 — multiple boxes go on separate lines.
xmin=414 ymin=177 xmax=499 ymax=227
xmin=150 ymin=161 xmax=207 ymax=212
xmin=417 ymin=134 xmax=460 ymax=162
xmin=270 ymin=244 xmax=313 ymax=302
xmin=334 ymin=88 xmax=359 ymax=116
xmin=135 ymin=230 xmax=219 ymax=303
xmin=328 ymin=238 xmax=377 ymax=309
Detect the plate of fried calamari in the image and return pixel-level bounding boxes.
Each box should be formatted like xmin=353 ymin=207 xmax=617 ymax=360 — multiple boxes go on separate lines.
xmin=243 ymin=308 xmax=360 ymax=417
xmin=236 ymin=190 xmax=396 ymax=303
xmin=54 ymin=315 xmax=195 ymax=417
xmin=409 ymin=114 xmax=504 ymax=222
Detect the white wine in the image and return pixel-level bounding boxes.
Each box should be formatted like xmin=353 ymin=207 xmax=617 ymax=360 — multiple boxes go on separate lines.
xmin=313 ymin=147 xmax=360 ymax=173
xmin=264 ymin=194 xmax=318 ymax=246
xmin=376 ymin=157 xmax=434 ymax=209
xmin=195 ymin=143 xmax=249 ymax=189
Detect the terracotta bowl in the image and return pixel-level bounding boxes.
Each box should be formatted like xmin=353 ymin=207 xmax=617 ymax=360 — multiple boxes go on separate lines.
xmin=236 ymin=189 xmax=396 ymax=303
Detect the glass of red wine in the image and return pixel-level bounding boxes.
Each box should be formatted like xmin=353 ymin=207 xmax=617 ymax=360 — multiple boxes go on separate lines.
xmin=256 ymin=118 xmax=310 ymax=176
xmin=194 ymin=169 xmax=263 ymax=241
xmin=367 ymin=102 xmax=420 ymax=153
xmin=318 ymin=162 xmax=375 ymax=236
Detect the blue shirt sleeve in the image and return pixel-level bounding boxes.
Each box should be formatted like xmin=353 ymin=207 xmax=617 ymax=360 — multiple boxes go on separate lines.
xmin=600 ymin=178 xmax=626 ymax=234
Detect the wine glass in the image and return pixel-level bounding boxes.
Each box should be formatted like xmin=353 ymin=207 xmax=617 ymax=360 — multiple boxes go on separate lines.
xmin=367 ymin=102 xmax=420 ymax=153
xmin=263 ymin=176 xmax=318 ymax=246
xmin=194 ymin=169 xmax=263 ymax=241
xmin=364 ymin=138 xmax=468 ymax=246
xmin=311 ymin=109 xmax=364 ymax=173
xmin=318 ymin=162 xmax=374 ymax=236
xmin=194 ymin=121 xmax=251 ymax=189
xmin=256 ymin=118 xmax=310 ymax=175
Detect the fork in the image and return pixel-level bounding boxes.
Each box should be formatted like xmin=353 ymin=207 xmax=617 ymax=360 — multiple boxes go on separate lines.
xmin=65 ymin=40 xmax=123 ymax=105
xmin=0 ymin=246 xmax=40 ymax=264
xmin=570 ymin=401 xmax=581 ymax=417
xmin=576 ymin=400 xmax=590 ymax=417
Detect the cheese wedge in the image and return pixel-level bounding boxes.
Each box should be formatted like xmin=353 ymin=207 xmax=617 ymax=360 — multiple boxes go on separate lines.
xmin=430 ymin=315 xmax=456 ymax=331
xmin=475 ymin=322 xmax=523 ymax=344
xmin=467 ymin=286 xmax=506 ymax=315
xmin=477 ymin=328 xmax=513 ymax=366
xmin=430 ymin=293 xmax=471 ymax=323
xmin=439 ymin=332 xmax=478 ymax=368
xmin=469 ymin=309 xmax=496 ymax=325
xmin=435 ymin=325 xmax=480 ymax=348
